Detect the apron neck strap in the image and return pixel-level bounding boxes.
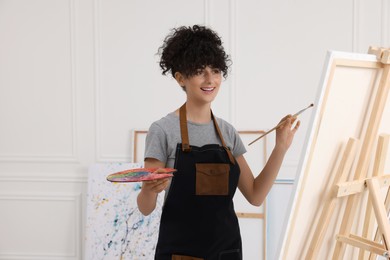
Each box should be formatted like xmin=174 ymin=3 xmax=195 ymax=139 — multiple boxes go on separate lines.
xmin=179 ymin=103 xmax=235 ymax=165
xmin=179 ymin=103 xmax=191 ymax=152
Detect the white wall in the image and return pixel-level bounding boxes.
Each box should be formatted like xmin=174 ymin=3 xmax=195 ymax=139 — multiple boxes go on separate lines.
xmin=0 ymin=0 xmax=389 ymax=259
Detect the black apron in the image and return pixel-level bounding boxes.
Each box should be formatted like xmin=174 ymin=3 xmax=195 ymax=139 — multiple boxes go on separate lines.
xmin=154 ymin=103 xmax=242 ymax=260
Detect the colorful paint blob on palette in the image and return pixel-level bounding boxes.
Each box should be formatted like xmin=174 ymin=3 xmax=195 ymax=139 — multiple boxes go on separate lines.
xmin=106 ymin=168 xmax=176 ymax=182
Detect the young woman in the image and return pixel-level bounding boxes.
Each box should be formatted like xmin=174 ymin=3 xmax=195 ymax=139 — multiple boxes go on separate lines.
xmin=137 ymin=25 xmax=300 ymax=260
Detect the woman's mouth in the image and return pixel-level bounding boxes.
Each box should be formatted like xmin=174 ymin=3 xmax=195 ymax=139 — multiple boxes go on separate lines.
xmin=201 ymin=87 xmax=215 ymax=92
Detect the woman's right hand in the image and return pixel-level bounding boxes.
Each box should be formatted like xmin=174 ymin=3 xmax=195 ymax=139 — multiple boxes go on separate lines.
xmin=137 ymin=158 xmax=169 ymax=216
xmin=141 ymin=177 xmax=171 ymax=194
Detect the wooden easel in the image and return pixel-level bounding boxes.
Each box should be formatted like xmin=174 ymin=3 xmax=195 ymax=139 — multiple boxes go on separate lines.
xmin=334 ymin=135 xmax=390 ymax=259
xmin=304 ymin=46 xmax=390 ymax=259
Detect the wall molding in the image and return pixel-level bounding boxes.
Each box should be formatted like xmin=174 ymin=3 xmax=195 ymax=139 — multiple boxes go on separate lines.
xmin=0 ymin=174 xmax=88 ymax=183
xmin=382 ymin=0 xmax=389 ymax=46
xmin=69 ymin=0 xmax=79 ymax=162
xmin=229 ymin=0 xmax=237 ymax=125
xmin=204 ymin=0 xmax=210 ymax=26
xmin=352 ymin=0 xmax=359 ymax=52
xmin=93 ymin=0 xmax=130 ymax=162
xmin=93 ymin=0 xmax=103 ymax=162
xmin=0 ymin=154 xmax=78 ymax=163
xmin=0 ymin=0 xmax=79 ymax=163
xmin=0 ymin=192 xmax=82 ymax=260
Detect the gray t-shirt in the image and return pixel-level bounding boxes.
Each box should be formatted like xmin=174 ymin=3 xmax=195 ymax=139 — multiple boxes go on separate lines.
xmin=144 ymin=112 xmax=247 ymax=167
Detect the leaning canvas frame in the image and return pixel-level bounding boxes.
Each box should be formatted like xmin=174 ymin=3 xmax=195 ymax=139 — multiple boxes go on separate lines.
xmin=132 ymin=130 xmax=148 ymax=163
xmin=277 ymin=50 xmax=390 ymax=259
xmin=236 ymin=130 xmax=268 ymax=260
xmin=85 ymin=162 xmax=162 ymax=260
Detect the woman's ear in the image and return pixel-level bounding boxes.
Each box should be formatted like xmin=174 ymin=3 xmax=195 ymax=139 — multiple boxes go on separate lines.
xmin=174 ymin=72 xmax=186 ymax=91
xmin=174 ymin=72 xmax=184 ymax=86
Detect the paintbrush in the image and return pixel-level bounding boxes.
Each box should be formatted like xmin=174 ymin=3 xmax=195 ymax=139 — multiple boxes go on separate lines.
xmin=248 ymin=103 xmax=314 ymax=146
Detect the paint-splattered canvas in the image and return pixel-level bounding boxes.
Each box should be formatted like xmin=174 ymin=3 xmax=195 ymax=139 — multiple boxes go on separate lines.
xmin=85 ymin=163 xmax=164 ymax=260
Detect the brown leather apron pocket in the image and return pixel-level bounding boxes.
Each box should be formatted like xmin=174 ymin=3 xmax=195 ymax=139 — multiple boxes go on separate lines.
xmin=172 ymin=254 xmax=204 ymax=260
xmin=195 ymin=163 xmax=229 ymax=195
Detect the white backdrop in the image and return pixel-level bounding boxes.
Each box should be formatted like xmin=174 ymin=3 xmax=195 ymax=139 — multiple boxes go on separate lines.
xmin=0 ymin=0 xmax=389 ymax=259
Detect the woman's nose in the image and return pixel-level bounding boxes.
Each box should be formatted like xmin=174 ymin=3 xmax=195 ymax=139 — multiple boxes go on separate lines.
xmin=204 ymin=70 xmax=214 ymax=83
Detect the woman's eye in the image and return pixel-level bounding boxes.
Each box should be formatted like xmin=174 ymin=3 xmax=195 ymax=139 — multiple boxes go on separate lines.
xmin=213 ymin=69 xmax=221 ymax=74
xmin=195 ymin=69 xmax=204 ymax=75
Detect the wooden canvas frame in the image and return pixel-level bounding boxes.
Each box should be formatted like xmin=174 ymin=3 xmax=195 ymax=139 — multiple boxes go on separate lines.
xmin=236 ymin=130 xmax=268 ymax=260
xmin=132 ymin=130 xmax=148 ymax=163
xmin=234 ymin=131 xmax=268 ymax=222
xmin=277 ymin=50 xmax=390 ymax=259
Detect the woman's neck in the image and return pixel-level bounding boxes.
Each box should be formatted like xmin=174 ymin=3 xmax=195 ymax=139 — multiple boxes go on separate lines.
xmin=179 ymin=101 xmax=212 ymax=124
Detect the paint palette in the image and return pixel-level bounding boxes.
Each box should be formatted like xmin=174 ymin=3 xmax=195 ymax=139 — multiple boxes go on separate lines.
xmin=106 ymin=168 xmax=176 ymax=183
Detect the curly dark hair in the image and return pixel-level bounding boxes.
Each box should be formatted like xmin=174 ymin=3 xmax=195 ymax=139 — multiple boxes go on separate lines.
xmin=158 ymin=25 xmax=231 ymax=79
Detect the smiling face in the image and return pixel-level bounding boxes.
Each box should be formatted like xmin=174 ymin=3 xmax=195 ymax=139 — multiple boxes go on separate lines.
xmin=175 ymin=66 xmax=222 ymax=105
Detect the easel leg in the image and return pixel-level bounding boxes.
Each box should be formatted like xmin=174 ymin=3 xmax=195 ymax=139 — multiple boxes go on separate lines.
xmin=360 ymin=135 xmax=390 ymax=260
xmin=366 ymin=178 xmax=390 ymax=253
xmin=369 ymin=188 xmax=390 ymax=260
xmin=305 ymin=138 xmax=359 ymax=259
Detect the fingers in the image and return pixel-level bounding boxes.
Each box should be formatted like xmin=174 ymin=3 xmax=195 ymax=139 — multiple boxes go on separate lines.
xmin=291 ymin=116 xmax=298 ymax=124
xmin=292 ymin=120 xmax=300 ymax=133
xmin=285 ymin=118 xmax=300 ymax=133
xmin=275 ymin=114 xmax=300 ymax=150
xmin=279 ymin=114 xmax=292 ymax=124
xmin=279 ymin=115 xmax=294 ymax=129
xmin=143 ymin=178 xmax=170 ymax=193
xmin=153 ymin=168 xmax=166 ymax=174
xmin=279 ymin=114 xmax=300 ymax=129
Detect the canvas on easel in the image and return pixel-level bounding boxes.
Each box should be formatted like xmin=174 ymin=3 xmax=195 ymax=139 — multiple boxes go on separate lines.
xmin=277 ymin=48 xmax=390 ymax=259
